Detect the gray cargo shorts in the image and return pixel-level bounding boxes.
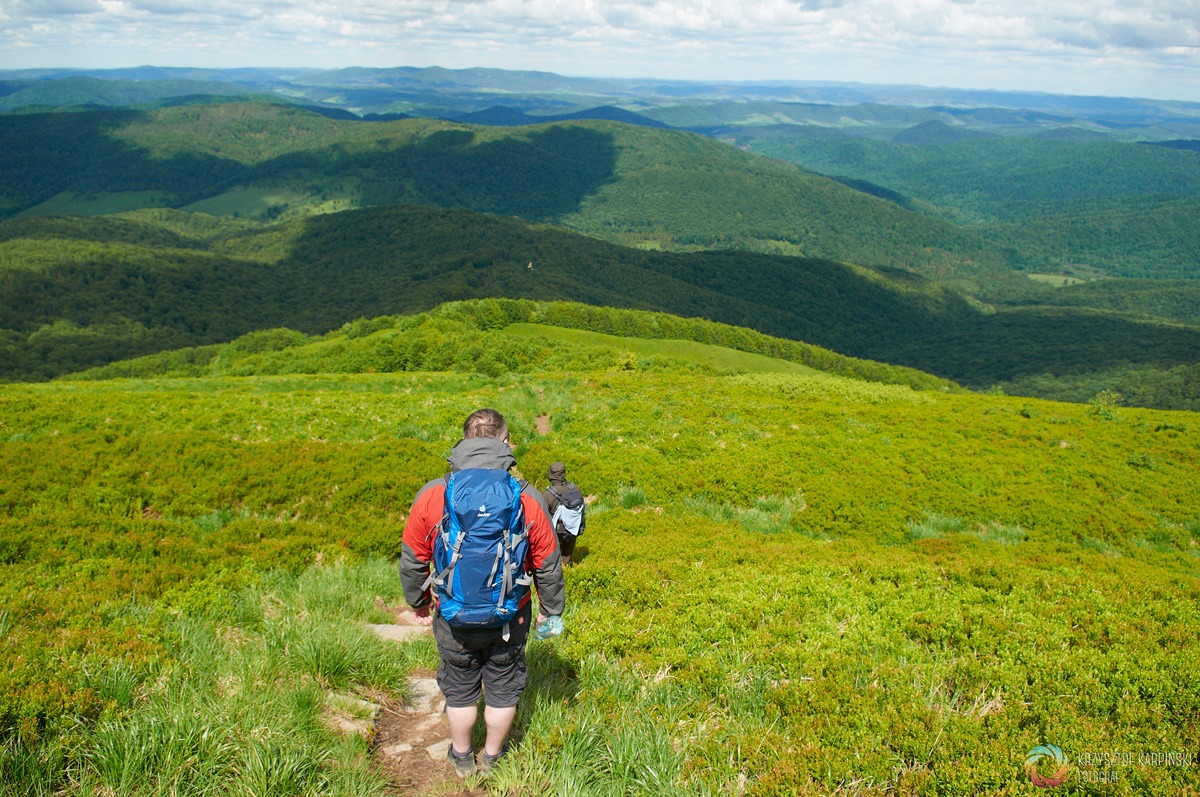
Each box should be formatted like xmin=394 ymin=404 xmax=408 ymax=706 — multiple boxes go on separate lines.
xmin=432 ymin=602 xmax=531 ymax=709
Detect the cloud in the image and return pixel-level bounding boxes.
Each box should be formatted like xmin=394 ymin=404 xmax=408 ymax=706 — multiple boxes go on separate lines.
xmin=0 ymin=0 xmax=1197 ymax=100
xmin=12 ymin=0 xmax=104 ymax=14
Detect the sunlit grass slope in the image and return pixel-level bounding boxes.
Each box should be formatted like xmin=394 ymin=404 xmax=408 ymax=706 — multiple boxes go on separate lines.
xmin=503 ymin=323 xmax=821 ymax=375
xmin=2 ymin=361 xmax=1198 ymax=794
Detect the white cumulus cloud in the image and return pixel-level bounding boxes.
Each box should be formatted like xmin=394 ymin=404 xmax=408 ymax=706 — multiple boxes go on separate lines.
xmin=0 ymin=0 xmax=1197 ymax=100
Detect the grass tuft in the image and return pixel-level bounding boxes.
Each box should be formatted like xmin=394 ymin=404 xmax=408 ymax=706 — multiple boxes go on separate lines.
xmin=905 ymin=511 xmax=967 ymax=542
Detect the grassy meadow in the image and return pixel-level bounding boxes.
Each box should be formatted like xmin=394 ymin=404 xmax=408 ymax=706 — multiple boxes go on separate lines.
xmin=2 ymin=324 xmax=1199 ymax=795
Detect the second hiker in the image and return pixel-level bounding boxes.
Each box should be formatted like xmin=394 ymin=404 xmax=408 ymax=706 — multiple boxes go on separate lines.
xmin=543 ymin=461 xmax=586 ymax=567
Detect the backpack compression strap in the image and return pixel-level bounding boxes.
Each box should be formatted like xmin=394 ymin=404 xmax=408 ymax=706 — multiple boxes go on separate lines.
xmin=500 ymin=491 xmax=533 ymax=642
xmin=420 ymin=474 xmax=462 ymax=595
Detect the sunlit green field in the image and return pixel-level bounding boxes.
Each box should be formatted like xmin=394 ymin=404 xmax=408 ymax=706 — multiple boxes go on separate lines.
xmin=2 ymin=361 xmax=1198 ymax=795
xmin=1027 ymin=274 xmax=1088 ymax=287
xmin=181 ymin=185 xmax=360 ymax=221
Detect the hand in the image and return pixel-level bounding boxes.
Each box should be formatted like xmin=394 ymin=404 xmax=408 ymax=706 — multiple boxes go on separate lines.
xmin=536 ymin=613 xmax=546 ymax=624
xmin=413 ymin=604 xmax=433 ymax=626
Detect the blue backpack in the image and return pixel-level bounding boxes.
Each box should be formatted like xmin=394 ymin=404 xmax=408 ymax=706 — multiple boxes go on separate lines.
xmin=422 ymin=468 xmax=533 ymax=631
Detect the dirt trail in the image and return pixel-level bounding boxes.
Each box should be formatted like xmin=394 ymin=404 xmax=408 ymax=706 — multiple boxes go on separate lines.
xmin=366 ymin=605 xmax=486 ymax=797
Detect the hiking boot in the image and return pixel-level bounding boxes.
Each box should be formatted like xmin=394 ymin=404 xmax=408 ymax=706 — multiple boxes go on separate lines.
xmin=478 ymin=744 xmax=508 ymax=776
xmin=447 ymin=745 xmax=476 ymax=778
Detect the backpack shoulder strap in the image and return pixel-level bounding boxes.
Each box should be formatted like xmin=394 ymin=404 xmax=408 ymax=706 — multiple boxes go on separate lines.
xmin=420 ymin=472 xmax=459 ymax=593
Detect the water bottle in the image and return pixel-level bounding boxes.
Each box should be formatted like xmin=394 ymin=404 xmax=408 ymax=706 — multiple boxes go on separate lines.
xmin=533 ymin=615 xmax=564 ymax=640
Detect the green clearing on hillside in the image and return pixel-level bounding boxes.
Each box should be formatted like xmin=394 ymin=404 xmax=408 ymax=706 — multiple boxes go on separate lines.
xmin=2 ymin=366 xmax=1198 ymax=794
xmin=1027 ymin=274 xmax=1087 ymax=287
xmin=181 ymin=185 xmax=350 ymax=219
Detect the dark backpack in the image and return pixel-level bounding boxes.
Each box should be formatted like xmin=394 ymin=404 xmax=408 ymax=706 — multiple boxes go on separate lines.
xmin=547 ymin=484 xmax=585 ymax=536
xmin=422 ymin=469 xmax=533 ymax=630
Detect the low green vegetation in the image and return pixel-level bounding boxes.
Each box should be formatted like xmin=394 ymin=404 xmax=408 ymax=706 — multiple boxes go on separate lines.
xmin=67 ymin=302 xmax=930 ymax=389
xmin=503 ymin=323 xmax=821 ymax=375
xmin=2 ymin=361 xmax=1197 ymax=795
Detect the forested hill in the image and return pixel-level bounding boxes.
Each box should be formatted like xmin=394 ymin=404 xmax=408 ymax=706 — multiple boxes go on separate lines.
xmin=3 ymin=205 xmax=1198 ymax=406
xmin=738 ymin=130 xmax=1200 ymax=282
xmin=0 ymin=102 xmax=1014 ymax=280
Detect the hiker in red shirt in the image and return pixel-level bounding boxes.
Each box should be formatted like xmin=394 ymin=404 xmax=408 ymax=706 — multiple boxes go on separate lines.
xmin=400 ymin=408 xmax=565 ymax=778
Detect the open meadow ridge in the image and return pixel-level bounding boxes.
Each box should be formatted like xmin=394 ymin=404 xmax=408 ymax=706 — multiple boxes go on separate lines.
xmin=2 ymin=328 xmax=1198 ymax=794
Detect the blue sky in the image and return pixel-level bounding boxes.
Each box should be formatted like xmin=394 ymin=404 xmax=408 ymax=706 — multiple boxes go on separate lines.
xmin=2 ymin=0 xmax=1199 ymax=102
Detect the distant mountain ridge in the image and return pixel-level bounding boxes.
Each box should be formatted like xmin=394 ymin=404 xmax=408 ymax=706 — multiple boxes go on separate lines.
xmin=0 ymin=75 xmax=259 ymax=111
xmin=0 ymin=68 xmax=1196 ymax=408
xmin=449 ymin=105 xmax=670 ymax=129
xmin=4 ymin=65 xmax=1199 ymax=136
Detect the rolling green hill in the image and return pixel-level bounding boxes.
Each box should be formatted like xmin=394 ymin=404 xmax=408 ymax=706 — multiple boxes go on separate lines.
xmin=0 ymin=102 xmax=1016 ymax=280
xmin=0 ymin=75 xmax=259 ymax=111
xmin=737 ymin=130 xmax=1200 ymax=283
xmin=65 ymin=301 xmax=949 ymax=393
xmin=3 ymin=206 xmax=1198 ymax=410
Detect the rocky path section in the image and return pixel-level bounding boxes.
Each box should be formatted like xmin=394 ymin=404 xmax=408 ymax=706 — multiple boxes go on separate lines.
xmin=365 ymin=606 xmax=486 ymax=796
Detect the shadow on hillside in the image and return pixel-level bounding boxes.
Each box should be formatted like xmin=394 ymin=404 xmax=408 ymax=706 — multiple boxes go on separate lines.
xmin=3 ymin=107 xmax=617 ymax=225
xmin=255 ymin=124 xmax=618 ymax=221
xmin=0 ymin=109 xmax=244 ymax=217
